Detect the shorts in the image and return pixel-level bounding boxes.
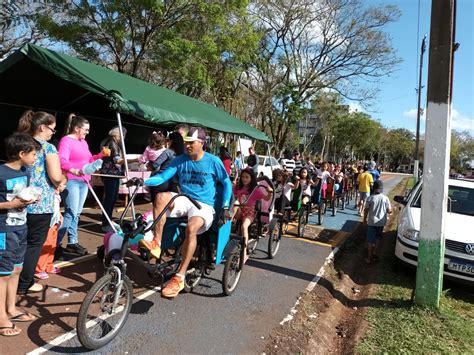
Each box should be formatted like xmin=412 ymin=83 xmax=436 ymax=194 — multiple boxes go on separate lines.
xmin=0 ymin=229 xmax=27 ymax=275
xmin=241 ymin=205 xmax=256 ymax=220
xmin=168 ymin=193 xmax=215 ymax=235
xmin=359 ymin=191 xmax=369 ymax=202
xmin=367 ymin=225 xmax=383 ymax=244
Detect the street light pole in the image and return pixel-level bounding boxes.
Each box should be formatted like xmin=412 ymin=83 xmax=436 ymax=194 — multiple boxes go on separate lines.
xmin=414 ymin=34 xmax=427 ymax=181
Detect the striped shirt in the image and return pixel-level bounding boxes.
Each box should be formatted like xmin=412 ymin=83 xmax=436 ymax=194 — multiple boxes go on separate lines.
xmin=280 ymin=158 xmax=295 ymax=174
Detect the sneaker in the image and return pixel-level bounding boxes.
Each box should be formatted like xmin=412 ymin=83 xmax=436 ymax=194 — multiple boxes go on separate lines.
xmin=64 ymin=243 xmax=88 ymax=256
xmin=34 ymin=272 xmax=49 ymax=280
xmin=28 ymin=283 xmax=43 ymax=292
xmin=161 ymin=275 xmax=184 ymax=298
xmin=49 ymin=266 xmax=61 ymax=274
xmin=139 ymin=240 xmax=161 ymax=259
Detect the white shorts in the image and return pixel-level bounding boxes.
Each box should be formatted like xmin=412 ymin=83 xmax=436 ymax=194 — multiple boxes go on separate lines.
xmin=168 ymin=193 xmax=215 ymax=235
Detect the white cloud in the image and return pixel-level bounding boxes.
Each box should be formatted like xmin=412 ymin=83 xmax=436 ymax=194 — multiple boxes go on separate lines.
xmin=451 ymin=109 xmax=474 ymax=132
xmin=403 ymin=108 xmax=425 ymax=121
xmin=404 ymin=107 xmax=473 ymax=133
xmin=348 ymin=102 xmax=364 ymax=113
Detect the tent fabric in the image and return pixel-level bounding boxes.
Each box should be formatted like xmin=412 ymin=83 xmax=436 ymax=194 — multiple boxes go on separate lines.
xmin=0 ymin=44 xmax=270 ymax=142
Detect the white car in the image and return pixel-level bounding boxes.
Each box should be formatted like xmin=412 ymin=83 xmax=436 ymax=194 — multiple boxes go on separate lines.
xmin=394 ymin=178 xmax=474 ymax=284
xmin=244 ymin=155 xmax=281 ymax=178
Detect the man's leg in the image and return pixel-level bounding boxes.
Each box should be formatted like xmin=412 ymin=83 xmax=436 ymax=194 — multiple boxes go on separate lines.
xmin=140 ymin=191 xmax=173 ymax=259
xmin=176 ymin=216 xmax=205 ymax=276
xmin=162 ymin=216 xmax=204 ymax=298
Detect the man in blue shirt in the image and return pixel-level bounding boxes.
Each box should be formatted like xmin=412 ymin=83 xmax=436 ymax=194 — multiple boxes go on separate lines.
xmin=143 ymin=127 xmax=232 ymax=298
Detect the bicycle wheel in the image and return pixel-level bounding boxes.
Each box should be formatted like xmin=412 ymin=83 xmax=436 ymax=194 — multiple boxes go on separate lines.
xmin=318 ymin=202 xmax=325 ymax=225
xmin=222 ymin=245 xmax=243 ymax=296
xmin=297 ymin=210 xmax=307 ymax=238
xmin=183 ymin=246 xmax=206 ymax=293
xmin=77 ymin=272 xmax=133 ymax=350
xmin=268 ymin=220 xmax=282 ymax=258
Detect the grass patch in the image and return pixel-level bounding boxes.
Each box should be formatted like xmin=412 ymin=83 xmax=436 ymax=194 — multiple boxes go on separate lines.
xmin=357 ymin=178 xmax=474 ymax=354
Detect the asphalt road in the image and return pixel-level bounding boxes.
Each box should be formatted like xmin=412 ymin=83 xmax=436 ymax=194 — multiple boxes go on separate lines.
xmin=11 ymin=173 xmax=405 ymax=354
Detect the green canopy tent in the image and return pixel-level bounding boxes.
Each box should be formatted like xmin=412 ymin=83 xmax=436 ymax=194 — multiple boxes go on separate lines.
xmin=0 ymin=43 xmax=270 ymax=217
xmin=0 ymin=43 xmax=270 ymax=159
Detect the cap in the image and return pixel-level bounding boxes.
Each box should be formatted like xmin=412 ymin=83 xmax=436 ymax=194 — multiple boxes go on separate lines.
xmin=373 ymin=179 xmax=383 ymax=193
xmin=183 ymin=126 xmax=206 ymax=142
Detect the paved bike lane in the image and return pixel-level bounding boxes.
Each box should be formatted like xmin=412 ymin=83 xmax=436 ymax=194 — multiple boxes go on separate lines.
xmin=4 ymin=173 xmax=404 ymax=354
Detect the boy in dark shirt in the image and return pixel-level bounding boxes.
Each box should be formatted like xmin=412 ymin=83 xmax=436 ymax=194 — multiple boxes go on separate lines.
xmin=0 ymin=133 xmax=39 ymax=336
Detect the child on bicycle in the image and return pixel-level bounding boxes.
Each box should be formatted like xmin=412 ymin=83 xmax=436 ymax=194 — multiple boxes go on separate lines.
xmin=233 ymin=168 xmax=272 ymax=259
xmin=298 ymin=167 xmax=314 ymax=205
xmin=273 ymin=169 xmax=297 ymax=214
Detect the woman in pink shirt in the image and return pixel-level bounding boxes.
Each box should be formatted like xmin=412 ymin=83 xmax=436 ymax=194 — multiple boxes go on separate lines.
xmin=57 ymin=114 xmax=103 ymax=258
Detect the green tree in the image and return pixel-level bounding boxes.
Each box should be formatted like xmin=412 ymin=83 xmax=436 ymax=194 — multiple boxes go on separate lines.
xmin=36 ymin=0 xmax=259 ymax=108
xmin=245 ymin=0 xmax=401 ymax=151
xmin=0 ymin=1 xmax=51 ymax=59
xmin=380 ymin=128 xmax=415 ymax=170
xmin=451 ymin=130 xmax=474 ymax=171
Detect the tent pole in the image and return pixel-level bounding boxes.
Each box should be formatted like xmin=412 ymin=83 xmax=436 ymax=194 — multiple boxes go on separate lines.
xmin=116 ymin=111 xmax=136 ymax=219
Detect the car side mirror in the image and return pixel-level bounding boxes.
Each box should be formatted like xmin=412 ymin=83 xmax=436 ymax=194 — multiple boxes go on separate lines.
xmin=394 ymin=195 xmax=407 ymax=205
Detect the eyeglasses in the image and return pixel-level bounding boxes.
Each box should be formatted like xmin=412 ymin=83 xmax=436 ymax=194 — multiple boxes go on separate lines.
xmin=45 ymin=126 xmax=57 ymax=134
xmin=80 ymin=127 xmax=90 ymax=133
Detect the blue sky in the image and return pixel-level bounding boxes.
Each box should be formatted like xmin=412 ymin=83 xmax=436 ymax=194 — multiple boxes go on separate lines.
xmin=349 ymin=0 xmax=473 ymax=135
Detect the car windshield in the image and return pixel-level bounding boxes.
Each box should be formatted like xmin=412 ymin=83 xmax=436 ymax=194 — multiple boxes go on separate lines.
xmin=413 ymin=185 xmax=474 ymax=216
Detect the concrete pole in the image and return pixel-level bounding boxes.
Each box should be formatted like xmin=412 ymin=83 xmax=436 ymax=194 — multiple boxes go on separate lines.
xmin=415 ymin=0 xmax=455 ymax=308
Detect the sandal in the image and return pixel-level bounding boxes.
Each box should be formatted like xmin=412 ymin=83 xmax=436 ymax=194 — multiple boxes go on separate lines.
xmin=0 ymin=324 xmax=22 ymax=337
xmin=10 ymin=312 xmax=38 ymax=322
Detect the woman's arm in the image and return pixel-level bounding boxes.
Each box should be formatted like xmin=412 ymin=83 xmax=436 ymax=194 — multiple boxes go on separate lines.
xmin=45 ymin=153 xmax=64 ymax=186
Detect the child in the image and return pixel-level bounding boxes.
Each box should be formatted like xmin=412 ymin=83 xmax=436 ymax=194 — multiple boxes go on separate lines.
xmin=0 ymin=133 xmax=39 ymax=336
xmin=138 ymin=132 xmax=166 ymax=170
xmin=232 ymin=168 xmax=272 ymax=259
xmin=273 ymin=169 xmax=296 ymax=214
xmin=363 ymin=180 xmax=392 ymax=264
xmin=298 ymin=168 xmax=314 ymax=205
xmin=35 ymin=176 xmax=67 ymax=279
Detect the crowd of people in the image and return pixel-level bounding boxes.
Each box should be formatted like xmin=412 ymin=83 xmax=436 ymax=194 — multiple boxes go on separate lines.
xmin=0 ymin=113 xmax=390 ymax=336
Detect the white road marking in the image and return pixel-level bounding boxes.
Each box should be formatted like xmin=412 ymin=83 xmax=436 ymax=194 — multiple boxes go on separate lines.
xmin=279 ymin=247 xmax=339 ymax=325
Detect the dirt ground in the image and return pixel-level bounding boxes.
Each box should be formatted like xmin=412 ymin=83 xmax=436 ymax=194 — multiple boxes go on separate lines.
xmin=263 ymin=194 xmax=403 ymax=354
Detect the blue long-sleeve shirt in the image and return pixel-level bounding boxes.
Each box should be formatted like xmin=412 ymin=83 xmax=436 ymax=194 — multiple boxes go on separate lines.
xmin=145 ymin=152 xmax=232 ymax=209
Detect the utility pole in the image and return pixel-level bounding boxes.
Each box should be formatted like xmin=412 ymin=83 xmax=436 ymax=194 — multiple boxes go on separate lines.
xmin=414 ymin=35 xmax=427 ymax=181
xmin=415 ymin=0 xmax=456 ymax=308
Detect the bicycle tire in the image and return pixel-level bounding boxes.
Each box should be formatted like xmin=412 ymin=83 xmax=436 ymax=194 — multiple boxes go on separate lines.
xmin=297 ymin=210 xmax=307 ymax=238
xmin=222 ymin=245 xmax=243 ymax=296
xmin=77 ymin=273 xmax=133 ymax=350
xmin=268 ymin=220 xmax=282 ymax=258
xmin=318 ymin=202 xmax=325 ymax=225
xmin=183 ymin=245 xmax=206 ymax=293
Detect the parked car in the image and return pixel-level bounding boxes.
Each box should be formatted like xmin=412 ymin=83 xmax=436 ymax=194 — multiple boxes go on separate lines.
xmin=244 ymin=155 xmax=281 ymax=178
xmin=394 ymin=178 xmax=474 ymax=284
